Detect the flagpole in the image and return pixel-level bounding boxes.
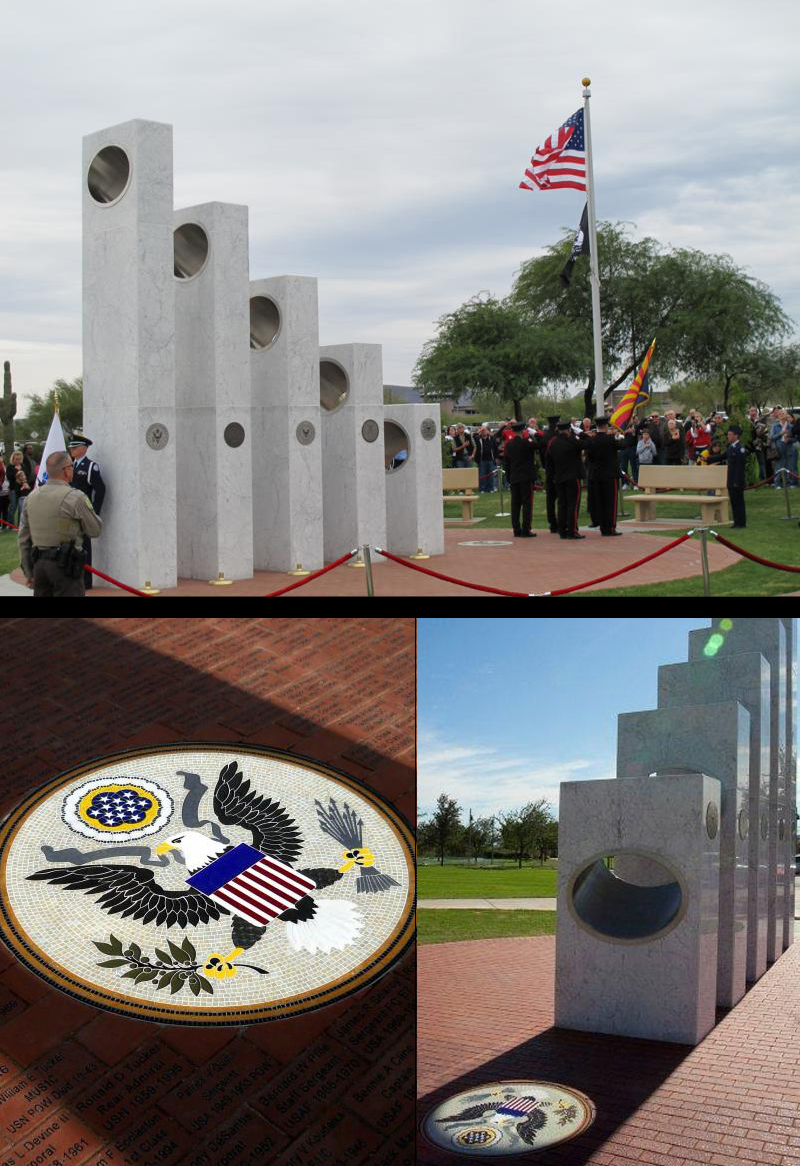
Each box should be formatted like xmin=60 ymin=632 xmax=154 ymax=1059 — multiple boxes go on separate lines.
xmin=582 ymin=77 xmax=604 ymax=420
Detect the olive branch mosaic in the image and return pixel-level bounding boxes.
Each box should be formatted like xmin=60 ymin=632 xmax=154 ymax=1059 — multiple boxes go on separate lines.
xmin=93 ymin=932 xmax=269 ymax=996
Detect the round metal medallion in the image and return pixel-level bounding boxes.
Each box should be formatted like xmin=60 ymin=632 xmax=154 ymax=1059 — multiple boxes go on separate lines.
xmin=224 ymin=423 xmax=245 ymax=449
xmin=146 ymin=423 xmax=169 ymax=450
xmin=0 ymin=744 xmax=414 ymax=1026
xmin=421 ymin=1080 xmax=596 ymax=1157
xmin=738 ymin=809 xmax=749 ymax=841
xmin=362 ymin=419 xmax=380 ymax=443
xmin=761 ymin=813 xmax=769 ymax=840
xmin=706 ymin=801 xmax=719 ymax=840
xmin=296 ymin=421 xmax=316 ymax=446
xmin=779 ymin=818 xmax=785 ymax=841
xmin=420 ymin=418 xmax=437 ymax=440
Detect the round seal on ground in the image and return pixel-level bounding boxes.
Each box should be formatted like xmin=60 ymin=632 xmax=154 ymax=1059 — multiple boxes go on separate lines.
xmin=421 ymin=1080 xmax=596 ymax=1157
xmin=0 ymin=744 xmax=414 ymax=1026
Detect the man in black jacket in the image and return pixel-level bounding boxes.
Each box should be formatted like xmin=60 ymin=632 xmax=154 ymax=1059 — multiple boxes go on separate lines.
xmin=540 ymin=415 xmax=561 ymax=533
xmin=505 ymin=422 xmax=538 ymax=538
xmin=580 ymin=417 xmax=622 ymax=536
xmin=549 ymin=422 xmax=585 ymax=539
xmin=726 ymin=425 xmax=748 ymax=528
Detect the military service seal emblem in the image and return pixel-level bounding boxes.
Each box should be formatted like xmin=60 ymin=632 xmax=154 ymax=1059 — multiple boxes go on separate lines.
xmin=0 ymin=744 xmax=414 ymax=1025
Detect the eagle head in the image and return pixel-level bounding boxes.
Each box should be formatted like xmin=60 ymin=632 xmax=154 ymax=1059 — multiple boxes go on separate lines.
xmin=156 ymin=830 xmax=225 ymax=873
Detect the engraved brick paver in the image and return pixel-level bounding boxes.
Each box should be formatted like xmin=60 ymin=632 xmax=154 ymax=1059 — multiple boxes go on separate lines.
xmin=419 ymin=935 xmax=800 ymax=1165
xmin=0 ymin=617 xmax=414 ymax=1165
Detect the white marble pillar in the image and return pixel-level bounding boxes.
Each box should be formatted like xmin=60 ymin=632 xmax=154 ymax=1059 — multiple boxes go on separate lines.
xmin=690 ymin=620 xmax=788 ymax=961
xmin=250 ymin=276 xmax=324 ymax=572
xmin=319 ymin=344 xmax=387 ymax=562
xmin=657 ymin=652 xmax=770 ymax=983
xmin=174 ymin=202 xmax=253 ymax=581
xmin=83 ymin=119 xmax=177 ymax=589
xmin=616 ymin=701 xmax=750 ymax=1009
xmin=781 ymin=616 xmax=796 ymax=947
xmin=383 ymin=404 xmax=445 ymax=557
xmin=555 ymin=772 xmax=721 ymax=1045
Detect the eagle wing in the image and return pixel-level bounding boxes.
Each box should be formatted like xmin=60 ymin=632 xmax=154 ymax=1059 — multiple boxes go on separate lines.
xmin=213 ymin=761 xmax=304 ymax=863
xmin=435 ymin=1102 xmax=496 ymax=1124
xmin=27 ymin=865 xmax=229 ymax=928
xmin=516 ymin=1106 xmax=547 ymax=1146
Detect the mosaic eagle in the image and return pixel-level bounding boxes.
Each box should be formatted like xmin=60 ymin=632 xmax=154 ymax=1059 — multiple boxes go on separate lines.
xmin=27 ymin=761 xmax=393 ymax=957
xmin=436 ymin=1096 xmax=549 ymax=1147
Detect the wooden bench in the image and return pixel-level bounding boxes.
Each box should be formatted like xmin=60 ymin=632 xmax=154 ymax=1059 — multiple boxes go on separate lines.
xmin=442 ymin=467 xmax=481 ymax=521
xmin=631 ymin=465 xmax=730 ymax=524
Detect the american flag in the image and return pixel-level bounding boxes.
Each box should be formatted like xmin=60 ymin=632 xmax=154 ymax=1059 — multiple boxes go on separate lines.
xmin=186 ymin=843 xmax=316 ymax=928
xmin=496 ymin=1098 xmax=542 ymax=1117
xmin=520 ymin=108 xmax=586 ymax=192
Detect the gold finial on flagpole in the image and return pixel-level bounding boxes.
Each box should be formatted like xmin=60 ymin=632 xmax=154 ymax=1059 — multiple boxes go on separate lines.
xmin=582 ymin=77 xmax=591 ymax=88
xmin=53 ymin=387 xmax=60 ymax=412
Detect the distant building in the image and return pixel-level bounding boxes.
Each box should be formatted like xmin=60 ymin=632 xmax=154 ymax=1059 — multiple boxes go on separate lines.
xmin=383 ymin=385 xmax=423 ymax=405
xmin=383 ymin=385 xmax=479 ymax=415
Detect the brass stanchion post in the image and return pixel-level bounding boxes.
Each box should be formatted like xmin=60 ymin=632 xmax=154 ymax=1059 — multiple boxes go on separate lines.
xmin=363 ymin=545 xmax=375 ymax=597
xmin=699 ymin=529 xmax=712 ymax=596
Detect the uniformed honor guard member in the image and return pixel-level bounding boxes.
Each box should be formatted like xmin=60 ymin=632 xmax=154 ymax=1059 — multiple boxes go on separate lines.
xmin=18 ymin=450 xmax=103 ymax=596
xmin=542 ymin=415 xmax=561 ymax=533
xmin=580 ymin=417 xmax=623 ymax=536
xmin=550 ymin=421 xmax=585 ymax=539
xmin=67 ymin=432 xmax=105 ymax=591
xmin=725 ymin=425 xmax=748 ymax=528
xmin=505 ymin=421 xmax=538 ymax=538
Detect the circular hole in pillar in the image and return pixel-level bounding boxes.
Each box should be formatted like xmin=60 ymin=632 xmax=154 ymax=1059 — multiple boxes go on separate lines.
xmin=761 ymin=814 xmax=769 ymax=840
xmin=738 ymin=809 xmax=749 ymax=840
xmin=569 ymin=852 xmax=685 ymax=942
xmin=319 ymin=360 xmax=349 ymax=412
xmin=779 ymin=818 xmax=786 ymax=841
xmin=384 ymin=421 xmax=410 ymax=472
xmin=87 ymin=145 xmax=130 ymax=205
xmin=174 ymin=223 xmax=209 ymax=280
xmin=250 ymin=296 xmax=281 ymax=350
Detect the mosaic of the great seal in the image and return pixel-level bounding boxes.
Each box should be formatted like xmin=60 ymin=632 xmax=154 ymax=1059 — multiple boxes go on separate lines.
xmin=0 ymin=744 xmax=415 ymax=1024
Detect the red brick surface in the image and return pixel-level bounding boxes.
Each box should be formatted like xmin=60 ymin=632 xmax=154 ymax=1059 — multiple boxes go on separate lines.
xmin=0 ymin=617 xmax=415 ymax=1165
xmin=418 ymin=935 xmax=800 ymax=1166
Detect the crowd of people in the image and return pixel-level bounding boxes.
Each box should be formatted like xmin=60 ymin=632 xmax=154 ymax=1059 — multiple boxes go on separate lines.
xmin=0 ymin=443 xmax=40 ymax=531
xmin=444 ymin=406 xmax=800 ymax=491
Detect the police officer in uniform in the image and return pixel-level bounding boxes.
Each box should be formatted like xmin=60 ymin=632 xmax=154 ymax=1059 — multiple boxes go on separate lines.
xmin=549 ymin=421 xmax=585 ymax=539
xmin=505 ymin=422 xmax=538 ymax=538
xmin=580 ymin=417 xmax=623 ymax=535
xmin=18 ymin=450 xmax=102 ymax=596
xmin=726 ymin=425 xmax=748 ymax=528
xmin=541 ymin=416 xmax=561 ymax=533
xmin=68 ymin=432 xmax=105 ymax=590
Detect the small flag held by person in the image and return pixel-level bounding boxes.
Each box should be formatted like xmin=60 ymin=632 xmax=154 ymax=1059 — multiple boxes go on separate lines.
xmin=610 ymin=339 xmax=657 ymax=431
xmin=35 ymin=410 xmax=68 ymax=486
xmin=560 ymin=203 xmax=590 ymax=287
xmin=519 ymin=108 xmax=587 ymax=192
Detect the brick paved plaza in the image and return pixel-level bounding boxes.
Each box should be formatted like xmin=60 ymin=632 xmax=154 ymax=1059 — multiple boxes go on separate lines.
xmin=419 ymin=935 xmax=800 ymax=1165
xmin=0 ymin=617 xmax=414 ymax=1166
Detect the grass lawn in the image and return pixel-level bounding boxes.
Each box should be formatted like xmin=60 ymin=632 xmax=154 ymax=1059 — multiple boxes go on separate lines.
xmin=444 ymin=481 xmax=800 ymax=595
xmin=418 ymin=864 xmax=557 ymax=898
xmin=0 ymin=530 xmax=19 ymax=575
xmin=419 ymin=908 xmax=557 ymax=945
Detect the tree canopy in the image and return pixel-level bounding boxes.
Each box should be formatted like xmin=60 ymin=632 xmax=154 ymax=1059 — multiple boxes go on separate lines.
xmin=414 ymin=222 xmax=794 ymax=419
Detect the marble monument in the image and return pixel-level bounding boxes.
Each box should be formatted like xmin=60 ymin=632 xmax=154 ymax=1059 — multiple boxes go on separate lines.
xmin=383 ymin=404 xmax=445 ymax=557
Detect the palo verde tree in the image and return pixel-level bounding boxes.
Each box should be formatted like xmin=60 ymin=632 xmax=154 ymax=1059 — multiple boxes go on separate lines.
xmin=19 ymin=377 xmax=83 ymax=443
xmin=511 ymin=223 xmax=793 ymax=416
xmin=413 ymin=294 xmax=589 ymax=422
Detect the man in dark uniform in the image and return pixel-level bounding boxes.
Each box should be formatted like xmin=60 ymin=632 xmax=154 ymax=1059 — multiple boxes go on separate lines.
xmin=580 ymin=417 xmax=623 ymax=535
xmin=68 ymin=432 xmax=105 ymax=590
xmin=550 ymin=421 xmax=585 ymax=539
xmin=541 ymin=415 xmax=561 ymax=533
xmin=726 ymin=425 xmax=748 ymax=528
xmin=505 ymin=422 xmax=538 ymax=538
xmin=18 ymin=451 xmax=102 ymax=596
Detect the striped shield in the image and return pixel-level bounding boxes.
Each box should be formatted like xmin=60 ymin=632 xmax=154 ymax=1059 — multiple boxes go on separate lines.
xmin=185 ymin=843 xmax=315 ymax=928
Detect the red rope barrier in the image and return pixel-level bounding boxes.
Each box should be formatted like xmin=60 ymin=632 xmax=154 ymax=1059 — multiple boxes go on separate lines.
xmin=546 ymin=533 xmax=694 ymax=595
xmin=375 ymin=548 xmax=529 ymax=596
xmin=710 ymin=532 xmax=800 ymax=574
xmin=1 ymin=516 xmax=153 ymax=594
xmin=260 ymin=550 xmax=357 ymax=597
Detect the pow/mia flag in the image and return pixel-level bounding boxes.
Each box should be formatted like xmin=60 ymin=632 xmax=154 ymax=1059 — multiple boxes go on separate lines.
xmin=560 ymin=203 xmax=590 ymax=288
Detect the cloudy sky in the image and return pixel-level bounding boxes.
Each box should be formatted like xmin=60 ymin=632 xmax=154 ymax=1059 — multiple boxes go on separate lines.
xmin=2 ymin=0 xmax=797 ymax=410
xmin=417 ymin=617 xmax=797 ymax=820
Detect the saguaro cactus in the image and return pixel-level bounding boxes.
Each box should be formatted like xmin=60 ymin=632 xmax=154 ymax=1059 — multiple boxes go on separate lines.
xmin=1 ymin=361 xmax=16 ymax=464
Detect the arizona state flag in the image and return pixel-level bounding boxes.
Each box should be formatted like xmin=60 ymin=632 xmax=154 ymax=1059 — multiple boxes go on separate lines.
xmin=610 ymin=339 xmax=657 ymax=431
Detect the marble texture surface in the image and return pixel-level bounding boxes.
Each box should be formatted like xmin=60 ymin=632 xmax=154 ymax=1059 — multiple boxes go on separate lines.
xmin=174 ymin=202 xmax=253 ymax=581
xmin=383 ymin=405 xmax=444 ymax=557
xmin=251 ymin=276 xmax=324 ymax=572
xmin=319 ymin=344 xmax=387 ymax=561
xmin=83 ymin=119 xmax=177 ymax=589
xmin=555 ymin=773 xmax=721 ymax=1045
xmin=780 ymin=616 xmax=797 ymax=946
xmin=616 ymin=701 xmax=749 ymax=1008
xmin=692 ymin=620 xmax=788 ymax=961
xmin=658 ymin=652 xmax=770 ymax=983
